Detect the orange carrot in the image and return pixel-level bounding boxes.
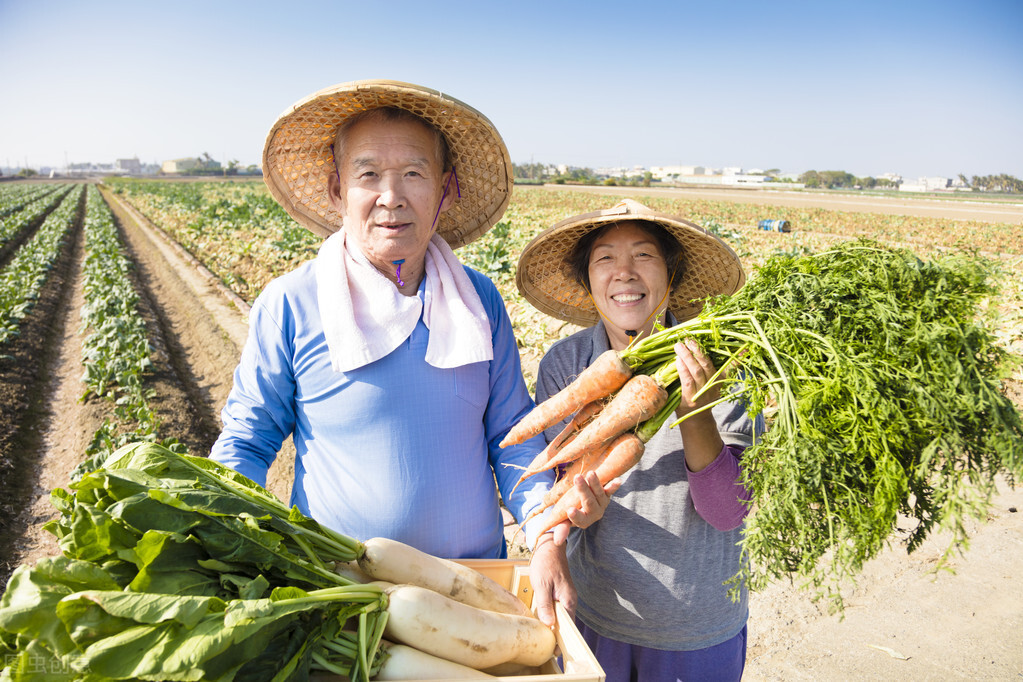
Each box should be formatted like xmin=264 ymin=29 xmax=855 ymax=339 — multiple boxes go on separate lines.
xmin=549 ymin=399 xmax=604 ymax=452
xmin=499 ymin=350 xmax=633 ymax=448
xmin=531 ymin=374 xmax=667 ymax=476
xmin=508 ymin=399 xmax=605 ymax=497
xmin=531 ymin=432 xmax=646 ymax=546
xmin=518 ymin=436 xmax=616 ymax=527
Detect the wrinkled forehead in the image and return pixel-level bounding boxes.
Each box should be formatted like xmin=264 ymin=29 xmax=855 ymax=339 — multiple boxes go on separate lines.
xmin=334 ymin=107 xmax=449 ymax=169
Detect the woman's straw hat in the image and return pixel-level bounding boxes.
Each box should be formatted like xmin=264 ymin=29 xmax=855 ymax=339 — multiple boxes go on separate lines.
xmin=262 ymin=79 xmax=513 ymax=248
xmin=517 ymin=199 xmax=746 ymax=327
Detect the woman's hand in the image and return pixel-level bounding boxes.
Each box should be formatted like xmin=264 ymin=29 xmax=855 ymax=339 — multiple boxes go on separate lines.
xmin=674 ymin=339 xmax=725 ymax=472
xmin=550 ymin=471 xmax=621 ymax=544
xmin=674 ymin=339 xmax=721 ymax=415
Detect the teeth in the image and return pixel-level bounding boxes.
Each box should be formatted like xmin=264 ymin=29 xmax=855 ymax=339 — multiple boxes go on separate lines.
xmin=613 ymin=294 xmax=643 ymax=303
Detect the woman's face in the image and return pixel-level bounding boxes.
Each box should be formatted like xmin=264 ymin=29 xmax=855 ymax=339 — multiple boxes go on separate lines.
xmin=587 ymin=221 xmax=670 ymax=348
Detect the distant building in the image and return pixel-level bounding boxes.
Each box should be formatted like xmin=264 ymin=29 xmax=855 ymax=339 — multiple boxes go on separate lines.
xmin=162 ymin=158 xmax=203 ymax=174
xmin=161 ymin=156 xmax=222 ymax=174
xmin=116 ymin=157 xmax=142 ymax=174
xmin=650 ymin=165 xmax=706 ymax=180
xmin=595 ymin=165 xmax=646 ymax=179
xmin=900 ymin=177 xmax=951 ymax=192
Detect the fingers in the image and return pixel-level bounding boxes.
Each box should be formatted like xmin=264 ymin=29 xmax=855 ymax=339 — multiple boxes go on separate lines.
xmin=565 ymin=471 xmax=618 ymax=530
xmin=528 ymin=536 xmax=576 ymax=626
xmin=531 ymin=582 xmax=557 ymax=628
xmin=552 ymin=520 xmax=570 ymax=546
xmin=675 ymin=339 xmax=719 ymax=408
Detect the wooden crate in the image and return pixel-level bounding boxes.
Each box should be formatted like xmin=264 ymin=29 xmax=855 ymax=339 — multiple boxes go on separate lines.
xmin=454 ymin=559 xmax=604 ymax=681
xmin=313 ymin=559 xmax=604 ymax=681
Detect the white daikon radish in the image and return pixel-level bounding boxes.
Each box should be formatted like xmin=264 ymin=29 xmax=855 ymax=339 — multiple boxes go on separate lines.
xmin=375 ymin=641 xmax=495 ymax=679
xmin=383 ymin=584 xmax=556 ymax=670
xmin=358 ymin=537 xmax=529 ymax=616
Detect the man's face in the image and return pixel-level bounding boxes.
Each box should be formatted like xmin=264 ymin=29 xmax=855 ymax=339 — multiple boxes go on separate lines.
xmin=328 ymin=115 xmax=452 ymax=275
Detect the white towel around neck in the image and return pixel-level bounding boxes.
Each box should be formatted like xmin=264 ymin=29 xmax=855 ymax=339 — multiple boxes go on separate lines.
xmin=315 ymin=231 xmax=494 ymax=372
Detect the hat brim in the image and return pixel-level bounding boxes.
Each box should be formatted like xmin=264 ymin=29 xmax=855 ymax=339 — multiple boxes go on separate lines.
xmin=262 ymin=80 xmax=513 ymax=248
xmin=516 ymin=199 xmax=746 ymax=327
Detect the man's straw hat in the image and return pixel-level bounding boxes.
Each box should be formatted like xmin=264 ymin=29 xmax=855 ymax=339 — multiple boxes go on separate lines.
xmin=516 ymin=199 xmax=746 ymax=327
xmin=262 ymin=79 xmax=513 ymax=248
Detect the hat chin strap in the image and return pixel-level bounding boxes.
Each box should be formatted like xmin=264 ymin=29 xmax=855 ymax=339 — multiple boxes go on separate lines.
xmin=429 ymin=166 xmax=461 ymax=232
xmin=391 ymin=166 xmax=462 ymax=288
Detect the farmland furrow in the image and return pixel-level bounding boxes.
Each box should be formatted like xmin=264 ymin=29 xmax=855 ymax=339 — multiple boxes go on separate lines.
xmin=2 ymin=185 xmax=294 ymax=588
xmin=0 ymin=186 xmax=85 ymax=584
xmin=101 ymin=189 xmax=296 ymax=503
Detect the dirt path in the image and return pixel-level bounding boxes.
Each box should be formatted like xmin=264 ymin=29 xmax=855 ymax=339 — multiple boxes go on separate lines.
xmin=744 ymin=480 xmax=1023 ymax=680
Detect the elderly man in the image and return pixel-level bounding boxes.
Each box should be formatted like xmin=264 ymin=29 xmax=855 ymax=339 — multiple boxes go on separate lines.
xmin=210 ymin=80 xmax=611 ymax=626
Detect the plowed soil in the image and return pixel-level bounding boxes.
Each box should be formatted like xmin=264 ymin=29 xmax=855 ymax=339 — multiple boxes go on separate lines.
xmin=0 ymin=184 xmax=1020 ymax=680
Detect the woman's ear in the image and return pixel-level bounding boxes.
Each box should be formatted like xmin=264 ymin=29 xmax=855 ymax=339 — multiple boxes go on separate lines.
xmin=327 ymin=170 xmax=346 ymax=216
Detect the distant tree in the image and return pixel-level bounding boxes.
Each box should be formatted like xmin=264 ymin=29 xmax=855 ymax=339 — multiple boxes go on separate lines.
xmin=799 ymin=170 xmax=821 ymax=188
xmin=512 ymin=162 xmax=550 ymax=181
xmin=642 ymin=171 xmax=653 ymax=187
xmin=17 ymin=168 xmax=38 ymax=177
xmin=798 ymin=170 xmax=860 ymax=189
xmin=967 ymin=174 xmax=1022 ymax=192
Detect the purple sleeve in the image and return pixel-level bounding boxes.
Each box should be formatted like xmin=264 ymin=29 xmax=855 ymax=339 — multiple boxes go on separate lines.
xmin=686 ymin=444 xmax=751 ymax=531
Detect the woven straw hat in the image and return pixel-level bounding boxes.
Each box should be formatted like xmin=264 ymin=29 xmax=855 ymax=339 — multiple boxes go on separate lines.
xmin=262 ymin=79 xmax=513 ymax=248
xmin=517 ymin=199 xmax=746 ymax=327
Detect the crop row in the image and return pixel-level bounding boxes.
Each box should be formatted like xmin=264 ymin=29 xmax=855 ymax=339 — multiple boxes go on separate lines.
xmin=78 ymin=186 xmax=183 ymax=462
xmin=107 ymin=180 xmax=317 ymax=303
xmin=0 ymin=184 xmax=76 ymax=249
xmin=0 ymin=182 xmax=64 ymax=218
xmin=0 ymin=185 xmax=83 ymax=346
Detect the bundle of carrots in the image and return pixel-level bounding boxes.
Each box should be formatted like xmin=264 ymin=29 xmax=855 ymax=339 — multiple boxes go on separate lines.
xmin=504 ymin=240 xmax=1023 ymax=606
xmin=502 ymin=348 xmax=686 ymax=538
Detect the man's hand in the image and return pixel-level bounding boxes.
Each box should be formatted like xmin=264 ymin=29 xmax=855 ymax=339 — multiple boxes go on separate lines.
xmin=527 ymin=460 xmax=621 ymax=628
xmin=528 ymin=533 xmax=575 ymax=629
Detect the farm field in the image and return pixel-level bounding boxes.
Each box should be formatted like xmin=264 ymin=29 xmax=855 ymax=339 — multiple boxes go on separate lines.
xmin=0 ymin=179 xmax=1021 ymax=680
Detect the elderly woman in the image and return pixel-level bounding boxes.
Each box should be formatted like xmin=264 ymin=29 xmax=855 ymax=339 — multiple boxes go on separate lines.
xmin=516 ymin=199 xmax=765 ymax=681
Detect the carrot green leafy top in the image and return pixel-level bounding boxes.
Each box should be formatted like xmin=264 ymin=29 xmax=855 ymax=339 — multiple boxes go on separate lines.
xmin=625 ymin=239 xmax=1022 ymax=608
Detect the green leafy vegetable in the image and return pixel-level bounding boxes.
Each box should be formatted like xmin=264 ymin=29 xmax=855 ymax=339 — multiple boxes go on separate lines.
xmin=1 ymin=443 xmax=386 ymax=681
xmin=623 ymin=240 xmax=1023 ymax=606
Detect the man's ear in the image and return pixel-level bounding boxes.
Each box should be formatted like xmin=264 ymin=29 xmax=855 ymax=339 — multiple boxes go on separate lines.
xmin=327 ymin=170 xmax=346 ymax=217
xmin=437 ymin=169 xmax=456 ymax=215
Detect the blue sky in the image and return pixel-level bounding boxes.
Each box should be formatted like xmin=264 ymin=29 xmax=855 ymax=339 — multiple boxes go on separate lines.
xmin=2 ymin=0 xmax=1021 ymax=180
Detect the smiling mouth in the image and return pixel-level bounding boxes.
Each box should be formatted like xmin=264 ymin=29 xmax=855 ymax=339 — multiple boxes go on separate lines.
xmin=612 ymin=294 xmax=645 ymax=303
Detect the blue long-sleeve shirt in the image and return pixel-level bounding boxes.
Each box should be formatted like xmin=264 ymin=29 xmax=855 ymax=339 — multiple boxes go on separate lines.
xmin=210 ymin=258 xmax=552 ymax=558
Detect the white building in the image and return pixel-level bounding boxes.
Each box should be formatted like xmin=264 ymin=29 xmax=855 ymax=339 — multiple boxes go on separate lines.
xmin=162 ymin=158 xmax=202 ymax=174
xmin=650 ymin=165 xmax=706 ymax=180
xmin=900 ymin=177 xmax=951 ymax=192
